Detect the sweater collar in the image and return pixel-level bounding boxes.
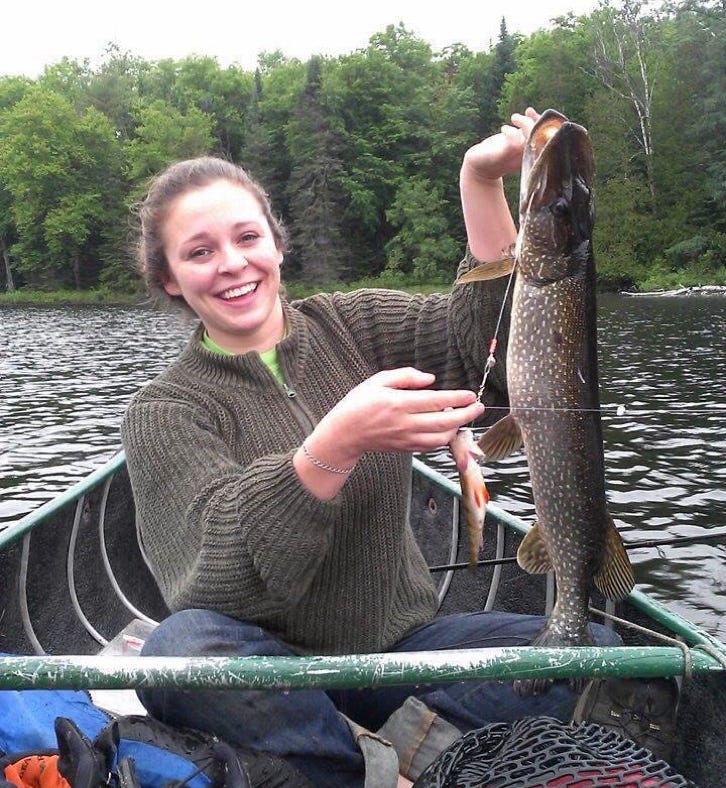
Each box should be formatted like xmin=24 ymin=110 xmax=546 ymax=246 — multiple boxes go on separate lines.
xmin=178 ymin=301 xmax=309 ymax=388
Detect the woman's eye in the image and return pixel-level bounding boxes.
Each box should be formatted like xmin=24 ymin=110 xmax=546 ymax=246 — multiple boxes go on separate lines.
xmin=239 ymin=232 xmax=258 ymax=244
xmin=189 ymin=248 xmax=211 ymax=259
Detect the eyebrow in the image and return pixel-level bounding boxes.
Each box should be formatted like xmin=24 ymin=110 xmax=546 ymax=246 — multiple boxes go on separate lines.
xmin=179 ymin=221 xmax=263 ymax=247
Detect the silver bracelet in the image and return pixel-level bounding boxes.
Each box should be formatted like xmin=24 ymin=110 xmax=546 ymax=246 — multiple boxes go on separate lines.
xmin=301 ymin=441 xmax=354 ymax=475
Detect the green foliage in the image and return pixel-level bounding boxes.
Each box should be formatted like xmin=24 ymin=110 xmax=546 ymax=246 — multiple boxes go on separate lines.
xmin=126 ymin=99 xmax=215 ymax=186
xmin=0 ymin=1 xmax=723 ymax=294
xmin=284 ymin=57 xmax=351 ymax=283
xmin=500 ymin=22 xmax=593 ymax=122
xmin=384 ymin=177 xmax=460 ymax=283
xmin=0 ymin=87 xmax=124 ymax=289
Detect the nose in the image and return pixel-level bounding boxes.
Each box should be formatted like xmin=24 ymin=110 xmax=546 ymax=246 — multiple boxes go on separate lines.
xmin=219 ymin=244 xmax=248 ymax=272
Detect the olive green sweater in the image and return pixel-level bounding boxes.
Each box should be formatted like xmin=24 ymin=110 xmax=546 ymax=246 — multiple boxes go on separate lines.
xmin=121 ymin=254 xmax=510 ymax=655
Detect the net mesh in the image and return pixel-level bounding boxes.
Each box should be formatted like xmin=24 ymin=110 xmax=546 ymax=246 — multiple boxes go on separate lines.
xmin=414 ymin=715 xmax=697 ymax=788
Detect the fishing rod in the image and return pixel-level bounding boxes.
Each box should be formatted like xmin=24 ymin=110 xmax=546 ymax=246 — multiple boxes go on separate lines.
xmin=428 ymin=530 xmax=726 ymax=573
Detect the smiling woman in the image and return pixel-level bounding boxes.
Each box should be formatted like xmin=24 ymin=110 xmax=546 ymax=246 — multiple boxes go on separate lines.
xmin=116 ymin=120 xmax=627 ymax=788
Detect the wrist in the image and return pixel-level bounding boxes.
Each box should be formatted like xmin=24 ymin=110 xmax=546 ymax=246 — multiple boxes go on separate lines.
xmin=301 ymin=440 xmax=356 ymax=475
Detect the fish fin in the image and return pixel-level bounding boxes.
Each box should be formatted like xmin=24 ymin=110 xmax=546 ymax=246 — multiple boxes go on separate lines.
xmin=477 ymin=414 xmax=524 ymax=462
xmin=516 ymin=521 xmax=553 ymax=574
xmin=593 ymin=514 xmax=636 ymax=601
xmin=456 ymin=256 xmax=515 ymax=283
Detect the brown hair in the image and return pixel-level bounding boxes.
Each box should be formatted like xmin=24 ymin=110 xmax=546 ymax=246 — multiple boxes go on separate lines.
xmin=133 ymin=157 xmax=288 ymax=308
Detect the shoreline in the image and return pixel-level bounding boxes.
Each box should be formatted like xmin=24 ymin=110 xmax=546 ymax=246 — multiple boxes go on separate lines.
xmin=621 ymin=285 xmax=726 ymax=297
xmin=3 ymin=282 xmax=726 ymax=307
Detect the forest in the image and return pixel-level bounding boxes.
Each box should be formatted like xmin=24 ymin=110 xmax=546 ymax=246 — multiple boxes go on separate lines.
xmin=0 ymin=0 xmax=723 ymax=297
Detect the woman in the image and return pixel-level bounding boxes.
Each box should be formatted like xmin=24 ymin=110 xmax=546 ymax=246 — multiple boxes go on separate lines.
xmin=122 ymin=108 xmax=619 ymax=787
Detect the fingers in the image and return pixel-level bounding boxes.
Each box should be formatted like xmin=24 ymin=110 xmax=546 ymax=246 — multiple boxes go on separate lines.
xmin=417 ymin=402 xmax=485 ymax=432
xmin=364 ymin=368 xmax=480 ymax=414
xmin=367 ymin=367 xmax=436 ymax=390
xmin=402 ymin=388 xmax=482 ymax=414
xmin=408 ymin=401 xmax=487 ymax=452
xmin=332 ymin=368 xmax=485 ymax=455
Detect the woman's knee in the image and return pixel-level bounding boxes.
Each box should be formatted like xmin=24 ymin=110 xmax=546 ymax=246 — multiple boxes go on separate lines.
xmin=141 ymin=609 xmax=293 ymax=658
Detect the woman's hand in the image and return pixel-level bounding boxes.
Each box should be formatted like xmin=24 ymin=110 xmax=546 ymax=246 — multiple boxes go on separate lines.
xmin=293 ymin=368 xmax=485 ymax=500
xmin=462 ymin=107 xmax=540 ymax=184
xmin=325 ymin=368 xmax=484 ymax=458
xmin=460 ymin=107 xmax=540 ymax=262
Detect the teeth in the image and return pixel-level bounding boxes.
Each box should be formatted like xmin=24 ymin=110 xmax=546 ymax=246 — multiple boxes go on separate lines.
xmin=221 ymin=283 xmax=257 ymax=299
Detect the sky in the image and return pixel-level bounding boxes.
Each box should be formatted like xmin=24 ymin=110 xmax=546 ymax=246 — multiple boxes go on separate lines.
xmin=2 ymin=0 xmax=602 ymax=78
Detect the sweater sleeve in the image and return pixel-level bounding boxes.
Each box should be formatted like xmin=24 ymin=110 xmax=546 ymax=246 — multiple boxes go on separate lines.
xmin=295 ymin=248 xmax=511 ymax=410
xmin=121 ymin=396 xmax=341 ymax=618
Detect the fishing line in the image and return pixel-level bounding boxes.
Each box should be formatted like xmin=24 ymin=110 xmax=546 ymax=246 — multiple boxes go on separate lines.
xmin=479 ymin=404 xmax=726 ymax=417
xmin=474 ymin=263 xmax=517 ymax=406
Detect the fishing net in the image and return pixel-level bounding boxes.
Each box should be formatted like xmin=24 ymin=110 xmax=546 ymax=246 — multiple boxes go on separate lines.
xmin=414 ymin=715 xmax=696 ymax=788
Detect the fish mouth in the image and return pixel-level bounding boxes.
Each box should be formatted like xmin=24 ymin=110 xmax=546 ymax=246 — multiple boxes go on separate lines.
xmin=520 ymin=109 xmax=594 ymax=218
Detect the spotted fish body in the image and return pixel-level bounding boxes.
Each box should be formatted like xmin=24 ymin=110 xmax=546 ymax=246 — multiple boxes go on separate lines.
xmin=458 ymin=110 xmax=634 ymax=691
xmin=449 ymin=427 xmax=489 ymax=567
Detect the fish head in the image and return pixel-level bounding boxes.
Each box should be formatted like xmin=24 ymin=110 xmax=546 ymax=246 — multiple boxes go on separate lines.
xmin=516 ymin=109 xmax=595 ymax=286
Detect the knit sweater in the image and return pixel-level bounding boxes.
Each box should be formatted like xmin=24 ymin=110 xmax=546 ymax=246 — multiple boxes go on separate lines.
xmin=121 ymin=252 xmax=510 ymax=656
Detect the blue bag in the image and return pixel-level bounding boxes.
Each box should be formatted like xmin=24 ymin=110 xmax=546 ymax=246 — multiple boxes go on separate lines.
xmin=0 ymin=689 xmax=250 ymax=788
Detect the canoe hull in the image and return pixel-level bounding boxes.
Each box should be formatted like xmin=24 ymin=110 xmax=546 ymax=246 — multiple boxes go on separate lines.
xmin=1 ymin=455 xmax=725 ymax=787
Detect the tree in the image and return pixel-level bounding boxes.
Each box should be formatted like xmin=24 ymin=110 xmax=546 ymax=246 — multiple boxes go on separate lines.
xmin=384 ymin=177 xmax=460 ymax=283
xmin=499 ymin=21 xmax=594 ymax=123
xmin=0 ymin=76 xmax=30 ymax=292
xmin=0 ymin=186 xmax=16 ymax=292
xmin=587 ymin=0 xmax=664 ymax=212
xmin=0 ymin=87 xmax=124 ymax=289
xmin=126 ymin=99 xmax=215 ymax=187
xmin=240 ymin=60 xmax=305 ymax=231
xmin=155 ymin=56 xmax=254 ymax=158
xmin=660 ymin=0 xmax=726 ymax=232
xmin=37 ymin=57 xmax=93 ymax=110
xmin=285 ymin=58 xmax=350 ymax=283
xmin=328 ymin=25 xmax=437 ymax=277
xmin=86 ymin=44 xmax=150 ymax=141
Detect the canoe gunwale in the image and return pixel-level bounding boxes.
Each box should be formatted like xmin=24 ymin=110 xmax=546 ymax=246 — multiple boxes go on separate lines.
xmin=0 ymin=644 xmax=723 ymax=692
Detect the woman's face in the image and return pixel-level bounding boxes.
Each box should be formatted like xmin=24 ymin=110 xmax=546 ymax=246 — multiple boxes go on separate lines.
xmin=162 ymin=179 xmax=285 ymax=354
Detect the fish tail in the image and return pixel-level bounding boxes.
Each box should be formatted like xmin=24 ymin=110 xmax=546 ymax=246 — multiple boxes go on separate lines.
xmin=513 ymin=621 xmax=594 ymax=697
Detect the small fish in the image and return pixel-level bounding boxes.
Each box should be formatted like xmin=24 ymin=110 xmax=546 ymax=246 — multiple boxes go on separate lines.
xmin=449 ymin=427 xmax=490 ymax=568
xmin=458 ymin=110 xmax=635 ymax=694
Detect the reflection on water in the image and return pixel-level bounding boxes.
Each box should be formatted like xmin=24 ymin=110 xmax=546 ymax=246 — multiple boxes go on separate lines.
xmin=0 ymin=305 xmax=193 ymax=520
xmin=1 ymin=296 xmax=725 ymax=636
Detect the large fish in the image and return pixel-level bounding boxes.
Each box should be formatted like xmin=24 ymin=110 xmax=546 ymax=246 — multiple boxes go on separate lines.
xmin=458 ymin=109 xmax=634 ymax=692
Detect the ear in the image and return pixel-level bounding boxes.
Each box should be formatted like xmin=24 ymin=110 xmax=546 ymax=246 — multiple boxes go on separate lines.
xmin=162 ymin=274 xmax=182 ymax=297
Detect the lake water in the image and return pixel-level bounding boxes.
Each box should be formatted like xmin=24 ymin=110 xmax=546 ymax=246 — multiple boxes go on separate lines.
xmin=1 ymin=295 xmax=725 ymax=637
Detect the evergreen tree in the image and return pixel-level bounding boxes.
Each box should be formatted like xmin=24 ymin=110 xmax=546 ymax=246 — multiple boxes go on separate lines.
xmin=285 ymin=58 xmax=350 ymax=283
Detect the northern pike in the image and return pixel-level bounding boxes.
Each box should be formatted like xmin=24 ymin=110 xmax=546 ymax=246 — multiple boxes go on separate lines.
xmin=449 ymin=428 xmax=489 ymax=567
xmin=458 ymin=109 xmax=634 ymax=692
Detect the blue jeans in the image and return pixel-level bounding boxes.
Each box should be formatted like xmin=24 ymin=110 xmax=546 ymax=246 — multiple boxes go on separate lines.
xmin=138 ymin=609 xmax=620 ymax=787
